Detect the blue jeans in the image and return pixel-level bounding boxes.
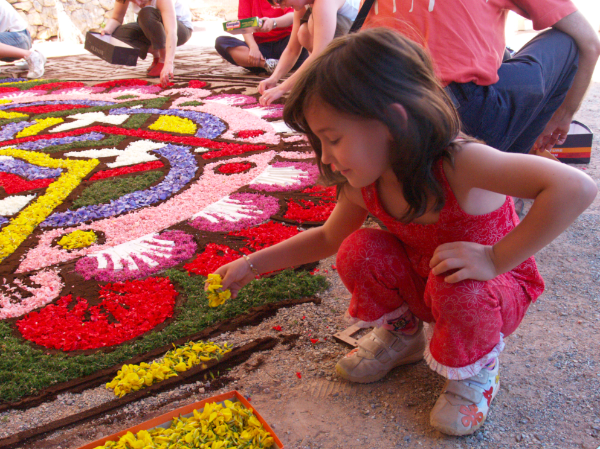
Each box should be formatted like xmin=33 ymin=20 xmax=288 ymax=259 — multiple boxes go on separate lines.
xmin=0 ymin=29 xmax=32 ymax=61
xmin=446 ymin=29 xmax=579 ymax=153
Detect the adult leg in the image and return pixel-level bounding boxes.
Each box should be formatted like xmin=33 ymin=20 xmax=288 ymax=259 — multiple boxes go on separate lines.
xmin=424 ymin=272 xmax=532 ymax=435
xmin=215 ymin=36 xmax=268 ymax=71
xmin=0 ymin=30 xmax=44 ymax=79
xmin=334 ymin=228 xmax=430 ymax=383
xmin=448 ymin=29 xmax=578 ymax=153
xmin=112 ymin=22 xmax=151 ymax=59
xmin=298 ymin=21 xmax=313 ymax=53
xmin=136 ymin=7 xmax=167 ymax=61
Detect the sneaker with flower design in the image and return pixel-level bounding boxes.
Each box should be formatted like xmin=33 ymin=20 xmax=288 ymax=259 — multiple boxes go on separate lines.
xmin=335 ymin=322 xmax=426 ymax=383
xmin=430 ymin=359 xmax=500 ymax=435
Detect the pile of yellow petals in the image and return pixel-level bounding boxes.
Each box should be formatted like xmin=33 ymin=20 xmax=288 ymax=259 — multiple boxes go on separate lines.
xmin=16 ymin=117 xmax=64 ymax=138
xmin=0 ymin=148 xmax=98 ymax=263
xmin=149 ymin=115 xmax=197 ymax=135
xmin=57 ymin=229 xmax=98 ymax=249
xmin=106 ymin=341 xmax=232 ymax=397
xmin=95 ymin=400 xmax=275 ymax=449
xmin=205 ymin=274 xmax=231 ymax=308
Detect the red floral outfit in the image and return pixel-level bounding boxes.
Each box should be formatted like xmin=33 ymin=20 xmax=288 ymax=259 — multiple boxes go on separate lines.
xmin=336 ymin=165 xmax=544 ymax=379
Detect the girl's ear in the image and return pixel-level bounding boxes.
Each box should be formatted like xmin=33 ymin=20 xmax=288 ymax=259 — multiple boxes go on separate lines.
xmin=388 ymin=103 xmax=408 ymax=129
xmin=385 ymin=103 xmax=409 ymax=142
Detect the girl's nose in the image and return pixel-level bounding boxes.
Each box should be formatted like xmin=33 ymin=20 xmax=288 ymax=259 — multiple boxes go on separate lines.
xmin=320 ymin=148 xmax=334 ymax=166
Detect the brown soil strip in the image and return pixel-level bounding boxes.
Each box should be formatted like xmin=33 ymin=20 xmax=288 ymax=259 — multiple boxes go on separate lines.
xmin=0 ymin=296 xmax=320 ymax=413
xmin=0 ymin=336 xmax=279 ymax=449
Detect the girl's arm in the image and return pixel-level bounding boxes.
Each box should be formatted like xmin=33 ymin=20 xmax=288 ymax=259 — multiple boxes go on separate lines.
xmin=156 ymin=0 xmax=178 ymax=86
xmin=102 ymin=0 xmax=129 ymax=34
xmin=259 ymin=11 xmax=295 ymax=32
xmin=258 ymin=9 xmax=305 ymax=96
xmin=430 ymin=143 xmax=598 ymax=282
xmin=213 ymin=186 xmax=368 ymax=297
xmin=259 ymin=0 xmax=341 ymax=105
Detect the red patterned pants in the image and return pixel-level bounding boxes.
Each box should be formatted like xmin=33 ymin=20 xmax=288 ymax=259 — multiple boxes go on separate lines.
xmin=336 ymin=228 xmax=532 ymax=379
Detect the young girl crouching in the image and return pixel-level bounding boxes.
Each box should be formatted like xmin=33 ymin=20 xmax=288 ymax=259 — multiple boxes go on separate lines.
xmin=209 ymin=28 xmax=597 ymax=436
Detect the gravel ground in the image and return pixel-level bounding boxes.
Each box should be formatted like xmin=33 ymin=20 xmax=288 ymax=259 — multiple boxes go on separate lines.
xmin=1 ymin=40 xmax=600 ymax=449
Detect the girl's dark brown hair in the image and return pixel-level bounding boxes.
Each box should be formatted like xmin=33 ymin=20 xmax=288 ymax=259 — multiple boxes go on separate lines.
xmin=283 ymin=27 xmax=463 ymax=222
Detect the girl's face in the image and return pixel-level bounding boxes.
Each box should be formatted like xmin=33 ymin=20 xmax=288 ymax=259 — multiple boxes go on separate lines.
xmin=273 ymin=0 xmax=311 ymax=11
xmin=305 ymin=101 xmax=393 ymax=189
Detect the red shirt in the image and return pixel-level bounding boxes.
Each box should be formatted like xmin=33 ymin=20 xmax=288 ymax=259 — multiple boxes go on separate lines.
xmin=238 ymin=0 xmax=294 ymax=44
xmin=362 ymin=0 xmax=577 ymax=86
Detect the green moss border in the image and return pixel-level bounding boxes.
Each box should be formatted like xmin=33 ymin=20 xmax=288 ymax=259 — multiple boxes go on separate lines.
xmin=0 ymin=270 xmax=327 ymax=403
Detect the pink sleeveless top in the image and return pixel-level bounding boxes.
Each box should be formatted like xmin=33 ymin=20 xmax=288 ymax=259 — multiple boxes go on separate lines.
xmin=361 ymin=164 xmax=544 ymax=302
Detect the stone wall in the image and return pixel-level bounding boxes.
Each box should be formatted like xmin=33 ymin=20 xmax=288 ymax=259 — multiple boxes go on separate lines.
xmin=9 ymin=0 xmax=134 ymax=42
xmin=8 ymin=0 xmax=237 ymax=42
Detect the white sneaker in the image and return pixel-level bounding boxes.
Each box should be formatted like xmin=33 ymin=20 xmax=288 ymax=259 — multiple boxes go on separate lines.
xmin=430 ymin=359 xmax=500 ymax=435
xmin=25 ymin=50 xmax=46 ymax=79
xmin=335 ymin=323 xmax=426 ymax=383
xmin=13 ymin=59 xmax=29 ymax=70
xmin=264 ymin=58 xmax=278 ymax=74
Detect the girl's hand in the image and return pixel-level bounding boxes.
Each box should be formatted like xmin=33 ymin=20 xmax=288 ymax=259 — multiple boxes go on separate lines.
xmin=259 ymin=86 xmax=284 ymax=105
xmin=258 ymin=77 xmax=277 ymax=95
xmin=259 ymin=17 xmax=274 ymax=33
xmin=207 ymin=258 xmax=256 ymax=299
xmin=430 ymin=242 xmax=498 ymax=283
xmin=248 ymin=46 xmax=264 ymax=67
xmin=160 ymin=62 xmax=174 ymax=87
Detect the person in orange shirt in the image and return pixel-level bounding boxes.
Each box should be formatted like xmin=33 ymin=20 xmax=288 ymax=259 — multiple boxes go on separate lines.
xmin=215 ymin=0 xmax=308 ymax=73
xmin=359 ymin=0 xmax=600 ymax=155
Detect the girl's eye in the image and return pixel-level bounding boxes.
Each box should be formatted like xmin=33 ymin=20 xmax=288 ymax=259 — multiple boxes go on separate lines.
xmin=327 ymin=137 xmax=341 ymax=145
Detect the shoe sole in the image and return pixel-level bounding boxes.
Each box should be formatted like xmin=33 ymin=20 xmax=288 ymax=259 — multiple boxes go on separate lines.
xmin=335 ymin=349 xmax=424 ymax=384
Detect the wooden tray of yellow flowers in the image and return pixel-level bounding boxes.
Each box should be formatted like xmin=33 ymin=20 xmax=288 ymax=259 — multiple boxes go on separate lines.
xmin=78 ymin=390 xmax=283 ymax=449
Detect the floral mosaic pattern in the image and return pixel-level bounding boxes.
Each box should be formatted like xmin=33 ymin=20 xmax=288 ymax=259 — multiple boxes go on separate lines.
xmin=0 ymin=77 xmax=334 ymax=354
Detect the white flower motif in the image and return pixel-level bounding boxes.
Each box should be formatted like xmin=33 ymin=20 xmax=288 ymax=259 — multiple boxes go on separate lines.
xmin=86 ymin=233 xmax=176 ymax=271
xmin=64 ymin=140 xmax=165 ymax=168
xmin=250 ymin=165 xmax=309 ymax=186
xmin=269 ymin=120 xmax=296 ymax=134
xmin=0 ymin=194 xmax=36 ymax=215
xmin=192 ymin=196 xmax=262 ymax=223
xmin=0 ymin=91 xmax=44 ymax=99
xmin=50 ymin=111 xmax=130 ymax=133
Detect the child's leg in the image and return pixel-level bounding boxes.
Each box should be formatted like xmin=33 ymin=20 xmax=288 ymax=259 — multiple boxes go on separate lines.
xmin=338 ymin=228 xmax=433 ymax=325
xmin=334 ymin=228 xmax=432 ymax=383
xmin=425 ymin=273 xmax=531 ymax=435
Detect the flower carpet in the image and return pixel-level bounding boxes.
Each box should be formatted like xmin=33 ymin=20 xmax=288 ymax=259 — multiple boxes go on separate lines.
xmin=0 ymin=77 xmax=335 ymax=407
